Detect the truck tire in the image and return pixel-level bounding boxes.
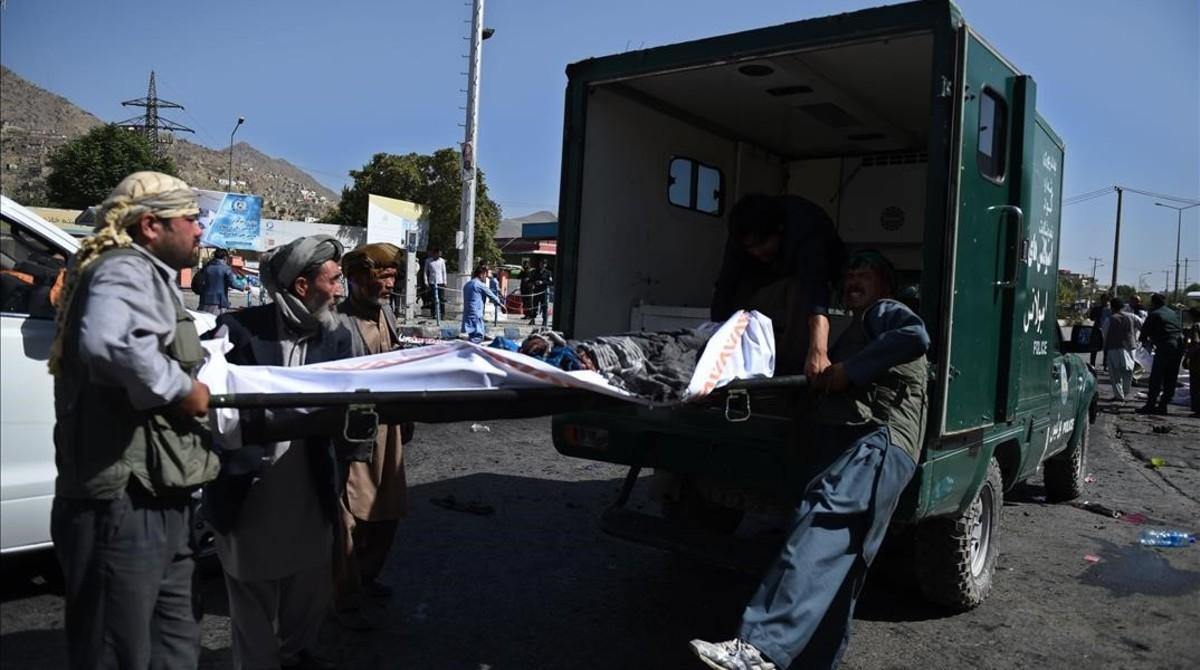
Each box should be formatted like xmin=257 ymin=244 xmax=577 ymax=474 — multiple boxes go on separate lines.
xmin=1043 ymin=419 xmax=1088 ymax=503
xmin=914 ymin=458 xmax=1001 ymax=611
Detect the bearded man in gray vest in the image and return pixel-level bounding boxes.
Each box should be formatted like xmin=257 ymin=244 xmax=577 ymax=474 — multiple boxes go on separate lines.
xmin=691 ymin=250 xmax=930 ymax=670
xmin=49 ymin=171 xmax=219 ymax=670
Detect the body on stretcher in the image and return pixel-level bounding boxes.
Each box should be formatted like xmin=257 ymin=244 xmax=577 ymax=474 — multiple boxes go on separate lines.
xmin=199 ymin=311 xmax=795 ymax=446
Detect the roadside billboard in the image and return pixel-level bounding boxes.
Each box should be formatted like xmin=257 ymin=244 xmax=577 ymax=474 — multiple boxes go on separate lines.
xmin=259 ymin=219 xmax=367 ymax=252
xmin=367 ymin=194 xmax=428 ymax=252
xmin=197 ymin=190 xmax=263 ymax=250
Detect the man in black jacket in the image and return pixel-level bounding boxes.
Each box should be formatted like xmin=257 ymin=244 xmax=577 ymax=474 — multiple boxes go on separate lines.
xmin=710 ymin=193 xmax=846 ymax=377
xmin=1137 ymin=293 xmax=1185 ymax=415
xmin=204 ymin=235 xmax=352 ymax=670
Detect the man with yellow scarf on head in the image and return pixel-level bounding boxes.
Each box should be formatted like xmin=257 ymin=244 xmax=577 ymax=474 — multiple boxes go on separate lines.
xmin=49 ymin=171 xmax=218 ymax=670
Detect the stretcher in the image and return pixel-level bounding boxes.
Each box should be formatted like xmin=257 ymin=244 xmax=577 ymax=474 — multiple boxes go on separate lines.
xmin=198 ymin=310 xmax=805 ymax=445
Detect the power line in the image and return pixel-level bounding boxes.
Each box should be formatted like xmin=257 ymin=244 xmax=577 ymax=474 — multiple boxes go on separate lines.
xmin=116 ymin=71 xmax=193 ymax=157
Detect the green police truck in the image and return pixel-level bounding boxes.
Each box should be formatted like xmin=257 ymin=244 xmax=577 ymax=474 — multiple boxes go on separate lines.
xmin=548 ymin=0 xmax=1098 ymax=610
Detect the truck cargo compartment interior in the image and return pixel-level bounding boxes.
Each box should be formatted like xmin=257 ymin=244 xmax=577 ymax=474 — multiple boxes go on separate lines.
xmin=573 ymin=32 xmax=935 ymax=338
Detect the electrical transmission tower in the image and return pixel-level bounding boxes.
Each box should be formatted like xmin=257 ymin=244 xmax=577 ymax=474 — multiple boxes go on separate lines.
xmin=118 ymin=71 xmax=193 ymax=156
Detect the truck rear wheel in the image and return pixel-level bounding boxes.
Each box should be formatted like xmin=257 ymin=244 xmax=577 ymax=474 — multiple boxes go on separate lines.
xmin=1043 ymin=419 xmax=1088 ymax=502
xmin=914 ymin=458 xmax=1001 ymax=611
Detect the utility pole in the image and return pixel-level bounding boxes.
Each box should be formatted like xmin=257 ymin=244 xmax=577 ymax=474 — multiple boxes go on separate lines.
xmin=457 ymin=0 xmax=491 ymax=303
xmin=1109 ymin=187 xmax=1123 ymax=294
xmin=1088 ymin=256 xmax=1104 ymax=301
xmin=1154 ymin=201 xmax=1200 ymax=300
xmin=118 ymin=71 xmax=193 ymax=157
xmin=1185 ymin=258 xmax=1192 ymax=290
xmin=1162 ymin=269 xmax=1171 ymax=295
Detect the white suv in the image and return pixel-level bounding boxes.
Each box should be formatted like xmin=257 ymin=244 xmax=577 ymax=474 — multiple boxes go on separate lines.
xmin=0 ymin=196 xmax=214 ymax=553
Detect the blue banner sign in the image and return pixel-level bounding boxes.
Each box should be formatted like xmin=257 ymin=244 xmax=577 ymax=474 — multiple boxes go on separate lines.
xmin=198 ymin=189 xmax=263 ymax=251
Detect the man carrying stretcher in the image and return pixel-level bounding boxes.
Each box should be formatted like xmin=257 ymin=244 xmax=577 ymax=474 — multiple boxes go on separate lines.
xmin=691 ymin=250 xmax=930 ymax=670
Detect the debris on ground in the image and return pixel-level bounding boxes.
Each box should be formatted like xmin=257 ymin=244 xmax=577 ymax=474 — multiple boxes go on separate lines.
xmin=1138 ymin=529 xmax=1197 ymax=548
xmin=470 ymin=423 xmax=491 ymax=433
xmin=430 ymin=494 xmax=496 ymax=516
xmin=1120 ymin=512 xmax=1148 ymax=525
xmin=1151 ymin=425 xmax=1173 ymax=434
xmin=1073 ymin=500 xmax=1122 ymax=519
xmin=1148 ymin=456 xmax=1167 ymax=469
xmin=1084 ymin=474 xmax=1098 ymax=484
xmin=1083 ymin=554 xmax=1102 ymax=563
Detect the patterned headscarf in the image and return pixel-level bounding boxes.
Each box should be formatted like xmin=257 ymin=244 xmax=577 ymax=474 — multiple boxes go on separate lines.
xmin=341 ymin=242 xmax=401 ymax=280
xmin=49 ymin=171 xmax=198 ymax=375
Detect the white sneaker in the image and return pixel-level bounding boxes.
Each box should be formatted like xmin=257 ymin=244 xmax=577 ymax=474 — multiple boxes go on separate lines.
xmin=689 ymin=639 xmax=777 ymax=670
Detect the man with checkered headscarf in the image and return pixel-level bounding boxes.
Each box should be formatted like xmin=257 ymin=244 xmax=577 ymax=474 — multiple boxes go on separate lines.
xmin=50 ymin=171 xmax=218 ymax=670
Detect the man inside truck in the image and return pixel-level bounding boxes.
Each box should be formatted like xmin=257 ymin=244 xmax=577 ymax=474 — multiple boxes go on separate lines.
xmin=692 ymin=250 xmax=929 ymax=670
xmin=710 ymin=193 xmax=846 ymax=378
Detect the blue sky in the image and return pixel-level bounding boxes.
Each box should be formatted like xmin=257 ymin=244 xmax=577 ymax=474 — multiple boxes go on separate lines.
xmin=2 ymin=0 xmax=1197 ymax=287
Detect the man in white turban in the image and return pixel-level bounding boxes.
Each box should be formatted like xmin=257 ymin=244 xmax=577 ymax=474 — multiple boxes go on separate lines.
xmin=50 ymin=171 xmax=219 ymax=670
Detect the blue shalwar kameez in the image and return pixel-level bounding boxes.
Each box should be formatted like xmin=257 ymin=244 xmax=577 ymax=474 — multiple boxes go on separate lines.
xmin=461 ymin=277 xmax=503 ymax=342
xmin=739 ymin=299 xmax=930 ymax=669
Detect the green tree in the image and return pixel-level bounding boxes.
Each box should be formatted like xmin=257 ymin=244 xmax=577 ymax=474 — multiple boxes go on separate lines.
xmin=45 ymin=125 xmax=177 ymax=209
xmin=1113 ymin=284 xmax=1137 ymax=300
xmin=327 ymin=148 xmax=503 ymax=271
xmin=1057 ymin=274 xmax=1083 ymax=320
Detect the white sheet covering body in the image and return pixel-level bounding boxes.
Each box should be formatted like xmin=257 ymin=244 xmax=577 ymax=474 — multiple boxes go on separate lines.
xmin=199 ymin=310 xmax=775 ymax=447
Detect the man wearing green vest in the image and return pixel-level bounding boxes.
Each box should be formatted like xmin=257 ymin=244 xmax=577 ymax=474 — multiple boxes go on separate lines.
xmin=49 ymin=172 xmax=219 ymax=670
xmin=691 ymin=251 xmax=930 ymax=670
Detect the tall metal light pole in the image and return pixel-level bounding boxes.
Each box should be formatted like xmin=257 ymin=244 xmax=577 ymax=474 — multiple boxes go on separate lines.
xmin=228 ymin=116 xmax=244 ymax=192
xmin=457 ymin=0 xmax=494 ymax=300
xmin=1154 ymin=201 xmax=1200 ymax=300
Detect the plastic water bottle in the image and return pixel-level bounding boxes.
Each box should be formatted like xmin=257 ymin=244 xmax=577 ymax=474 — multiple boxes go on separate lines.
xmin=1138 ymin=529 xmax=1197 ymax=547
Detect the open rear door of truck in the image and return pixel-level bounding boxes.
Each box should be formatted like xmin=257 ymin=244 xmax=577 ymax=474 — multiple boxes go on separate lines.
xmin=941 ymin=28 xmax=1034 ymax=434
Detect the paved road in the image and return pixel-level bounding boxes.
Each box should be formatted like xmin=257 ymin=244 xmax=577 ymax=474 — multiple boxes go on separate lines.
xmin=3 ymin=382 xmax=1198 ymax=669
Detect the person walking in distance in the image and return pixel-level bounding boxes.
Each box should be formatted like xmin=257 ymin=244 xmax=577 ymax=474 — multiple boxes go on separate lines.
xmin=462 ymin=264 xmax=505 ymax=342
xmin=1102 ymin=297 xmax=1137 ymax=401
xmin=527 ymin=258 xmax=553 ymax=327
xmin=195 ymin=247 xmax=246 ymax=315
xmin=1136 ymin=293 xmax=1185 ymax=415
xmin=48 ymin=172 xmax=219 ymax=670
xmin=1185 ymin=306 xmax=1200 ymax=418
xmin=333 ymin=243 xmax=414 ymax=630
xmin=424 ymin=247 xmax=448 ymax=321
xmin=519 ymin=259 xmax=533 ymax=318
xmin=1087 ymin=293 xmax=1111 ymax=367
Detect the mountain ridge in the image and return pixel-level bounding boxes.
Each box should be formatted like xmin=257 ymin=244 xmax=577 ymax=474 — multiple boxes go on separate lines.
xmin=1 ymin=66 xmax=339 ymax=220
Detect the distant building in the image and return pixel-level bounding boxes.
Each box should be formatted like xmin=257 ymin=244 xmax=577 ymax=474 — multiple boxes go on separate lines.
xmin=494 ymin=210 xmax=557 ymax=267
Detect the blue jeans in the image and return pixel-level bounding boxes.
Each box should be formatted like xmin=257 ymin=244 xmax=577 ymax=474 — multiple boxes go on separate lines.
xmin=740 ymin=425 xmax=917 ymax=669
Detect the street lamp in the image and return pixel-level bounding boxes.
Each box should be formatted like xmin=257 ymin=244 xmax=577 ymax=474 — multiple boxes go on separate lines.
xmin=1138 ymin=271 xmax=1154 ymax=292
xmin=228 ymin=116 xmax=245 ymax=192
xmin=1154 ymin=201 xmax=1200 ymax=299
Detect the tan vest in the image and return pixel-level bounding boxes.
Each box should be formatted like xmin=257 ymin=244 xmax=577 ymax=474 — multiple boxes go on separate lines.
xmin=810 ymin=300 xmax=929 ymax=460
